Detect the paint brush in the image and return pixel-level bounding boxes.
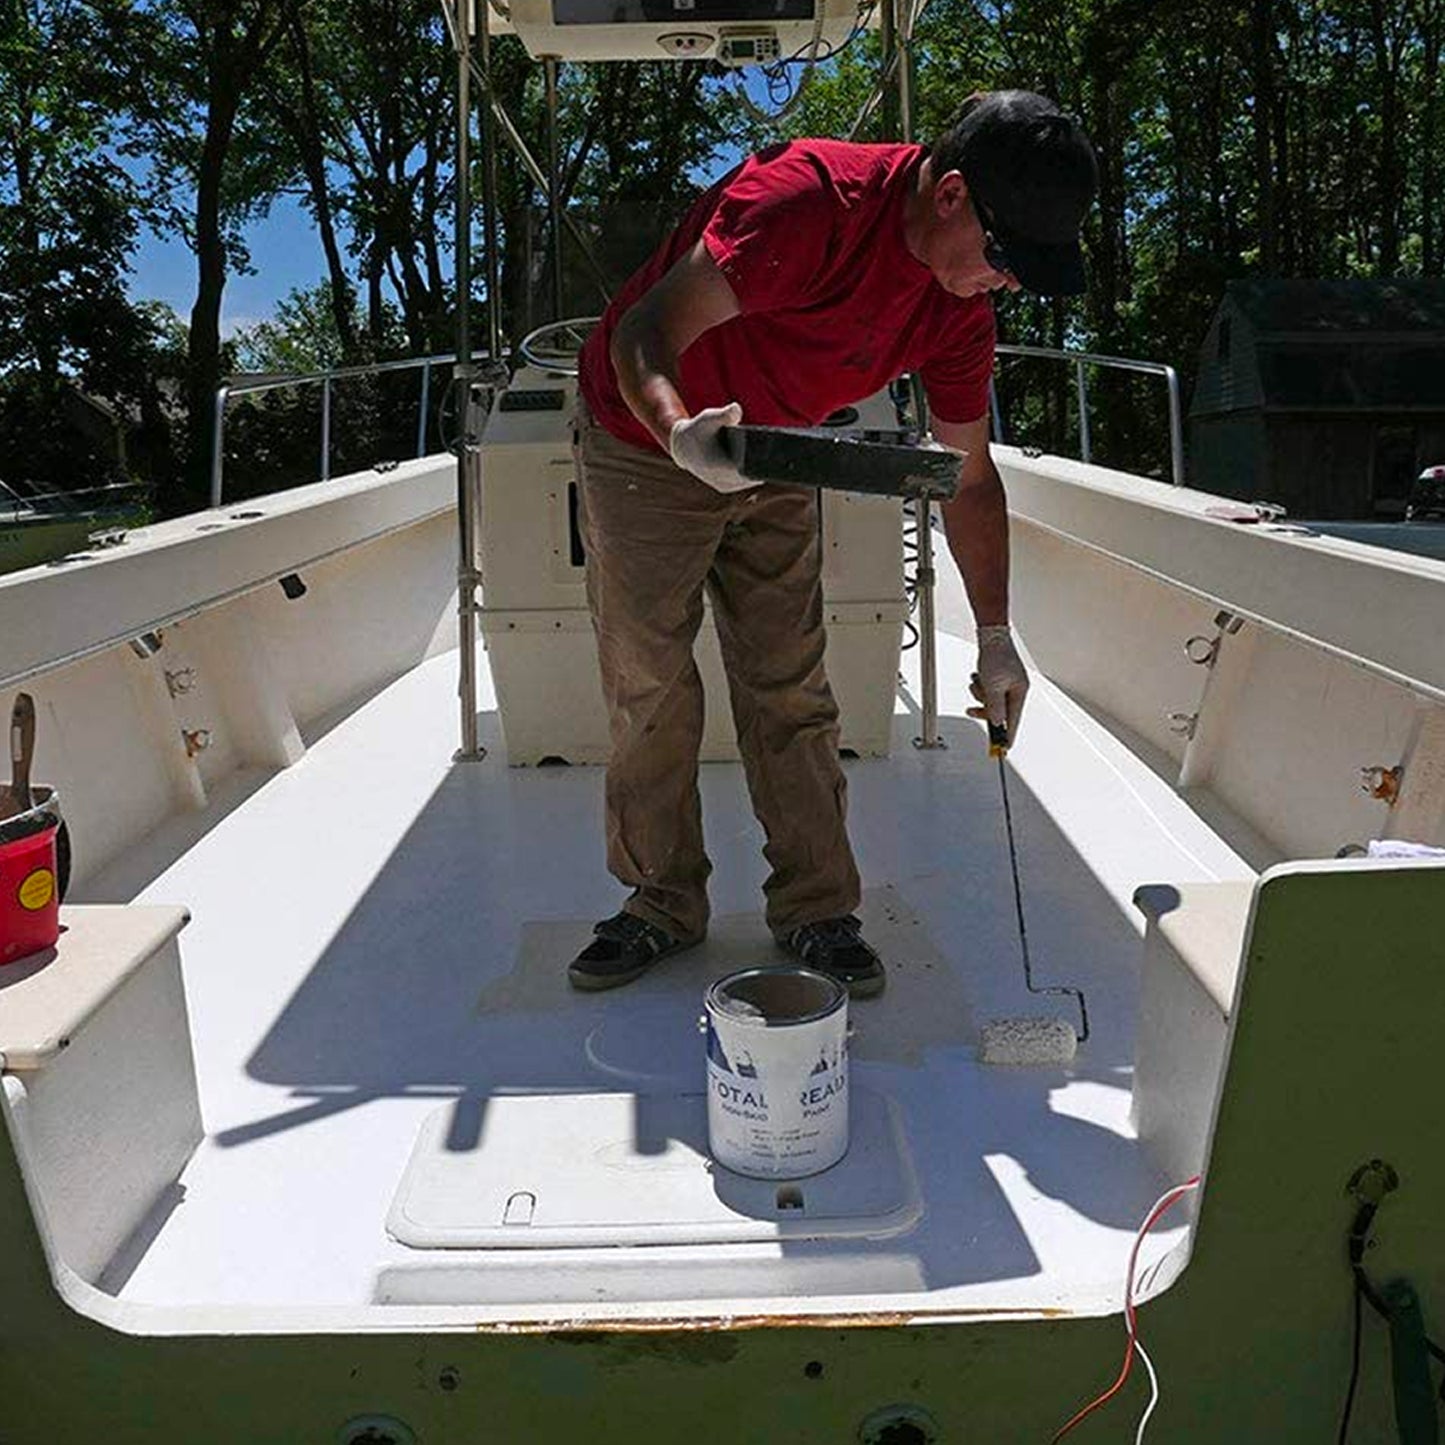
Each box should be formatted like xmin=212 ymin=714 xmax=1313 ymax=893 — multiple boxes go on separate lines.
xmin=2 ymin=693 xmax=35 ymax=821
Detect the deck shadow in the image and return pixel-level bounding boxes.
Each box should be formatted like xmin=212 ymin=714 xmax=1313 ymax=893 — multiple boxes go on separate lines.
xmin=473 ymin=884 xmax=976 ymax=1081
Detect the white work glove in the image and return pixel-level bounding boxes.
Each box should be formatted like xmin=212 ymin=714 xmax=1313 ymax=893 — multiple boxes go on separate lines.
xmin=968 ymin=624 xmax=1029 ymax=748
xmin=668 ymin=402 xmax=759 ymax=494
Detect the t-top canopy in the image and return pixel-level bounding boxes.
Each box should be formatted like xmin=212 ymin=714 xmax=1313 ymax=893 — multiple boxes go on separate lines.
xmin=488 ymin=0 xmax=871 ymax=64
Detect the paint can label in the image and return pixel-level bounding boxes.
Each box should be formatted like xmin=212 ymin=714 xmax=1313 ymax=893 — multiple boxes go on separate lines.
xmin=704 ymin=971 xmax=849 ymax=1179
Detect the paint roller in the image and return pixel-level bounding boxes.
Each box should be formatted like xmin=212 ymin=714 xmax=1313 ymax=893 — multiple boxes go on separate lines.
xmin=718 ymin=423 xmax=964 ymax=500
xmin=978 ymin=716 xmax=1090 ymax=1067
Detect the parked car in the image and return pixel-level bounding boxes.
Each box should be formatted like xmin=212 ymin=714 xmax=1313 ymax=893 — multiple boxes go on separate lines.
xmin=1406 ymin=464 xmax=1445 ymax=521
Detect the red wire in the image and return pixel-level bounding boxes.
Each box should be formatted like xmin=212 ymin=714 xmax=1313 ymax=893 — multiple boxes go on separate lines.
xmin=1050 ymin=1176 xmax=1202 ymax=1444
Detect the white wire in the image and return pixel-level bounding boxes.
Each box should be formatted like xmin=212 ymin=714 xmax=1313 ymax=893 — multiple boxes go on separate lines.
xmin=1133 ymin=1339 xmax=1160 ymax=1444
xmin=1125 ymin=1178 xmax=1198 ymax=1445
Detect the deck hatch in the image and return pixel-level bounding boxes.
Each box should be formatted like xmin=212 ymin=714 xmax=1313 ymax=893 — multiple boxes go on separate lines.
xmin=385 ymin=1086 xmax=920 ymax=1249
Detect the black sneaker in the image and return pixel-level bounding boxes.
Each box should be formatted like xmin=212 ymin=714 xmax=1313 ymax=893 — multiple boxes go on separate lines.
xmin=568 ymin=911 xmax=697 ymax=992
xmin=782 ymin=915 xmax=887 ymax=999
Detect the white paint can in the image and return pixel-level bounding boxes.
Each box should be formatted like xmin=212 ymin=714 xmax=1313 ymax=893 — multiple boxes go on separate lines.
xmin=703 ymin=966 xmax=849 ymax=1180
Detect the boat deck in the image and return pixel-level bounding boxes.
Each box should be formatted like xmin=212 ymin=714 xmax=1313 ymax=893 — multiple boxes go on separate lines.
xmin=79 ymin=587 xmax=1254 ymax=1327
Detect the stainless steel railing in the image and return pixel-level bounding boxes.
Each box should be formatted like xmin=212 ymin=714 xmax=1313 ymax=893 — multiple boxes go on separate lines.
xmin=210 ymin=353 xmax=457 ymax=507
xmin=211 ymin=342 xmax=1184 ymax=506
xmin=0 ymin=480 xmax=149 ymax=525
xmin=990 ymin=343 xmax=1186 ymax=487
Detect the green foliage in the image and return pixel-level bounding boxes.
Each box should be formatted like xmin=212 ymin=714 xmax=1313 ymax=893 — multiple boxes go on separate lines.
xmin=98 ymin=0 xmax=290 ymax=271
xmin=0 ymin=0 xmax=171 ymax=489
xmin=219 ymin=366 xmax=435 ymax=502
xmin=221 ymin=282 xmax=422 ymax=499
xmin=749 ymin=0 xmax=1444 ymax=477
xmin=269 ymin=0 xmax=456 ymax=356
xmin=94 ymin=0 xmax=294 ymax=512
xmin=231 ymin=283 xmax=394 ymax=374
xmin=8 ymin=0 xmax=1445 ymax=502
xmin=0 ymin=1 xmax=130 ymax=382
xmin=488 ymin=46 xmax=739 ymax=337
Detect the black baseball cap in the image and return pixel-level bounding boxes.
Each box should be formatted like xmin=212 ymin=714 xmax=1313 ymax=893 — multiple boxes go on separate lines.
xmin=946 ymin=91 xmax=1098 ymax=296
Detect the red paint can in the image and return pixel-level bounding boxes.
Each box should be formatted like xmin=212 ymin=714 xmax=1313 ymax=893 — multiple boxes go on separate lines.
xmin=0 ymin=786 xmax=62 ymax=966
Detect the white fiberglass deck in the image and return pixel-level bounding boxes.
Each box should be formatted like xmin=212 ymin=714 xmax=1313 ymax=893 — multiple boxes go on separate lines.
xmin=79 ymin=593 xmax=1254 ymax=1328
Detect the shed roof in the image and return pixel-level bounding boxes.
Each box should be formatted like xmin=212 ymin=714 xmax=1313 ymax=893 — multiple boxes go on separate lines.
xmin=1224 ymin=279 xmax=1445 ymax=335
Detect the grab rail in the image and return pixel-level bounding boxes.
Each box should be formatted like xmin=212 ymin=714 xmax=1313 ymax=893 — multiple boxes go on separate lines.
xmin=210 ymin=342 xmax=1186 ymax=504
xmin=991 ymin=344 xmax=1186 ymax=487
xmin=0 ymin=480 xmax=149 ymax=525
xmin=211 ymin=353 xmax=457 ymax=507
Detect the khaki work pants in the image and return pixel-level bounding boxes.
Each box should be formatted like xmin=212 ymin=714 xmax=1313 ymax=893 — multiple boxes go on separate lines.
xmin=574 ymin=405 xmax=862 ymax=942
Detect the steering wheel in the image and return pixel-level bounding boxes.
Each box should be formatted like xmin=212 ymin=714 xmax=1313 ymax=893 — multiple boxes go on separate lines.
xmin=518 ymin=317 xmax=601 ymax=377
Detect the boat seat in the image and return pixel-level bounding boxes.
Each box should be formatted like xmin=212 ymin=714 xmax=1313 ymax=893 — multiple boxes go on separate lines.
xmin=0 ymin=904 xmax=201 ymax=1284
xmin=0 ymin=905 xmax=190 ymax=1070
xmin=1129 ymin=880 xmax=1254 ymax=1185
xmin=1144 ymin=862 xmax=1445 ymax=1435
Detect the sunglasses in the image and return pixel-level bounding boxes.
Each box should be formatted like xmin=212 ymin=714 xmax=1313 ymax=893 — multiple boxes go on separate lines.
xmin=973 ymin=194 xmax=1016 ymax=277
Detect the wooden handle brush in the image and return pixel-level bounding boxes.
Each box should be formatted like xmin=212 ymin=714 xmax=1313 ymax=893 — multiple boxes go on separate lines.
xmin=5 ymin=692 xmax=35 ymax=819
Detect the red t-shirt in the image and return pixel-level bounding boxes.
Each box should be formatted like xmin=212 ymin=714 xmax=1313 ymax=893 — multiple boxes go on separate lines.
xmin=578 ymin=139 xmax=996 ymax=453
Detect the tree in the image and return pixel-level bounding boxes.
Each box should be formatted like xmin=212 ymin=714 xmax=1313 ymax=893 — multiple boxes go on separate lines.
xmin=232 ymin=280 xmax=387 ymax=372
xmin=262 ymin=1 xmax=360 ymax=355
xmin=500 ymin=54 xmax=737 ymax=336
xmin=0 ymin=0 xmax=161 ymax=488
xmin=16 ymin=0 xmax=1439 ymax=504
xmin=280 ymin=0 xmax=456 ymax=355
xmin=1413 ymin=0 xmax=1443 ymax=273
xmin=103 ymin=0 xmax=291 ymax=514
xmin=754 ymin=0 xmax=1439 ymax=481
xmin=224 ymin=282 xmax=414 ymax=499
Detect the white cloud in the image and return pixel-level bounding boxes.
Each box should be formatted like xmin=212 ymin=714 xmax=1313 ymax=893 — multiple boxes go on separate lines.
xmin=220 ymin=314 xmax=264 ymax=339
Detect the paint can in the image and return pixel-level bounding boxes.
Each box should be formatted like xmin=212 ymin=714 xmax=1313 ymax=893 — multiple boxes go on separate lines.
xmin=703 ymin=966 xmax=849 ymax=1180
xmin=0 ymin=786 xmax=62 ymax=965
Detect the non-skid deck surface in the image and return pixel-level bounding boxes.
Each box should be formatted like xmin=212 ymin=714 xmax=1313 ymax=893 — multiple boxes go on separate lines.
xmin=93 ymin=619 xmax=1253 ymax=1323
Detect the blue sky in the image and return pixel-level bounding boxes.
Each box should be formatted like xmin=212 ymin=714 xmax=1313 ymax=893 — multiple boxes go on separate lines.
xmin=127 ymin=194 xmax=330 ymax=336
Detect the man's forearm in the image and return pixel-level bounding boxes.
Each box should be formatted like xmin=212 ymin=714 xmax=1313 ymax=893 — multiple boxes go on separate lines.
xmin=940 ymin=461 xmax=1011 ymax=628
xmin=610 ymin=312 xmax=690 ymax=450
xmin=603 ymin=241 xmax=743 ymax=449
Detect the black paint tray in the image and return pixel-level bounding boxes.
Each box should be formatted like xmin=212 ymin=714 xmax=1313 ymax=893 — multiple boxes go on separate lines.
xmin=720 ymin=425 xmax=964 ymax=501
